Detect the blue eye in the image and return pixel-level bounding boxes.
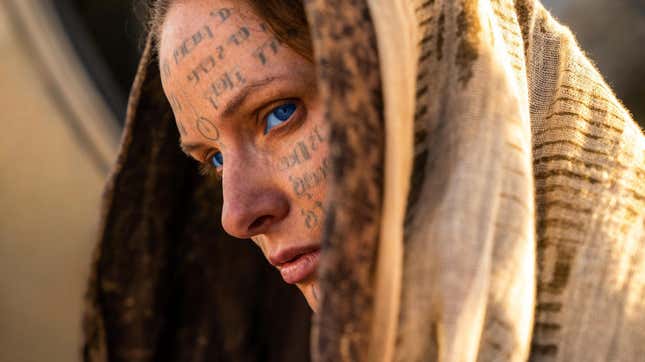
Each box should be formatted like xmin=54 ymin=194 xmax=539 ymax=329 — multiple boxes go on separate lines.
xmin=211 ymin=152 xmax=223 ymax=167
xmin=264 ymin=103 xmax=297 ymax=134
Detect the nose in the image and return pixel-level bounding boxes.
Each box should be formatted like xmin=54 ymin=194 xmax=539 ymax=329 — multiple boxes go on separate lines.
xmin=220 ymin=159 xmax=289 ymax=239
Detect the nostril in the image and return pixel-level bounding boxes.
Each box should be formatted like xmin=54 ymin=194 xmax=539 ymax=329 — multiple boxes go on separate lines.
xmin=249 ymin=215 xmax=272 ymax=232
xmin=221 ymin=186 xmax=290 ymax=238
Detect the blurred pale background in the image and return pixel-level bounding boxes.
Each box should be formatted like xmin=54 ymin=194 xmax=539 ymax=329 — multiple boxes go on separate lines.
xmin=0 ymin=1 xmax=643 ymax=362
xmin=0 ymin=2 xmax=118 ymax=362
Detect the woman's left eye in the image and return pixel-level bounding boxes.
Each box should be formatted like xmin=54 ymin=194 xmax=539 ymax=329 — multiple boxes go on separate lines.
xmin=264 ymin=103 xmax=297 ymax=134
xmin=210 ymin=152 xmax=223 ymax=168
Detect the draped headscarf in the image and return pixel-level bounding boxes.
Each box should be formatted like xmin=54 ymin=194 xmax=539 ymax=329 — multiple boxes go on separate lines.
xmin=84 ymin=0 xmax=645 ymax=361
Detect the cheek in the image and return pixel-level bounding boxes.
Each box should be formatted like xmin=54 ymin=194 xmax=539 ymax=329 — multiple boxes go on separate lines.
xmin=273 ymin=123 xmax=330 ymax=232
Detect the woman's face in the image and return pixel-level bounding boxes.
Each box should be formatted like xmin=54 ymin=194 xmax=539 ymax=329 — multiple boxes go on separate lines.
xmin=159 ymin=0 xmax=326 ymax=311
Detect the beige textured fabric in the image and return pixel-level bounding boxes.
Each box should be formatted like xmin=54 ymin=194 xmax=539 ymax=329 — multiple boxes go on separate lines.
xmin=373 ymin=0 xmax=645 ymax=361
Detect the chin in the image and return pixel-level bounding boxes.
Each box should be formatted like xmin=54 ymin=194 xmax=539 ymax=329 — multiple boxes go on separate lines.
xmin=297 ymin=279 xmax=319 ymax=313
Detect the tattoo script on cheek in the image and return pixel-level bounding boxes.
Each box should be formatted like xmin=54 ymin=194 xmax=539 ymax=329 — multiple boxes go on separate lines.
xmin=301 ymin=201 xmax=327 ymax=230
xmin=272 ymin=125 xmax=330 ymax=230
xmin=162 ymin=61 xmax=172 ymax=78
xmin=292 ymin=156 xmax=330 ymax=230
xmin=276 ymin=126 xmax=326 ymax=171
xmin=289 ymin=157 xmax=330 ymax=200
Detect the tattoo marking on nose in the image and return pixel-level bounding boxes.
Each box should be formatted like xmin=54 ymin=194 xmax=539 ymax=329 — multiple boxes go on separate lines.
xmin=196 ymin=117 xmax=220 ymax=141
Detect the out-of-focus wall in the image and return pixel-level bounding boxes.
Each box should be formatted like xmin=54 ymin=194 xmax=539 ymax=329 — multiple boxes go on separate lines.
xmin=0 ymin=6 xmax=110 ymax=362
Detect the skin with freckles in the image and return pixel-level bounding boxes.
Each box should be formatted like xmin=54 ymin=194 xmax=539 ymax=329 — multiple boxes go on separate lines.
xmin=159 ymin=0 xmax=327 ymax=311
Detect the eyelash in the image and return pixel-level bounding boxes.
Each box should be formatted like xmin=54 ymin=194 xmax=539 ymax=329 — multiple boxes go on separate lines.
xmin=195 ymin=146 xmax=223 ymax=179
xmin=197 ymin=100 xmax=302 ymax=177
xmin=258 ymin=100 xmax=300 ymax=134
xmin=199 ymin=161 xmax=222 ymax=179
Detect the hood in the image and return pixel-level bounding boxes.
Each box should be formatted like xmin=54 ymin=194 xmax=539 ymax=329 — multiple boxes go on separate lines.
xmin=84 ymin=0 xmax=645 ymax=361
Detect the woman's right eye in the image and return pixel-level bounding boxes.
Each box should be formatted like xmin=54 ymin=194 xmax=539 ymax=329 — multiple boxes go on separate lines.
xmin=211 ymin=152 xmax=224 ymax=168
xmin=264 ymin=103 xmax=297 ymax=134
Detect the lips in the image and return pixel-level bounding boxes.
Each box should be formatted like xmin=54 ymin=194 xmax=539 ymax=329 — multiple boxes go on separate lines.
xmin=269 ymin=245 xmax=320 ymax=284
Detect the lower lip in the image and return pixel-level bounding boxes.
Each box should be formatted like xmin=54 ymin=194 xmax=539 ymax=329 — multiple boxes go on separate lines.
xmin=278 ymin=249 xmax=320 ymax=284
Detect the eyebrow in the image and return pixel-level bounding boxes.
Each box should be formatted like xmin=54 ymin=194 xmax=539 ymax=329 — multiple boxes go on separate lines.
xmin=220 ymin=76 xmax=278 ymax=119
xmin=179 ymin=76 xmax=282 ymax=157
xmin=180 ymin=142 xmax=205 ymax=157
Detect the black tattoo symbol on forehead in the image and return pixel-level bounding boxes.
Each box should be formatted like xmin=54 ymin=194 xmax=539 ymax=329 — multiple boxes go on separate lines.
xmin=210 ymin=8 xmax=232 ymax=22
xmin=196 ymin=116 xmax=220 ymax=141
xmin=254 ymin=37 xmax=281 ymax=65
xmin=170 ymin=8 xmax=232 ymax=66
xmin=188 ymin=55 xmax=217 ymax=84
xmin=187 ymin=27 xmax=251 ymax=85
xmin=173 ymin=26 xmax=214 ymax=65
xmin=204 ymin=66 xmax=246 ymax=110
xmin=228 ymin=27 xmax=250 ymax=46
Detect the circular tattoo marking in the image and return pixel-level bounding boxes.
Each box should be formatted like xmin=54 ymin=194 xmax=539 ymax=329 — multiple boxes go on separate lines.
xmin=196 ymin=116 xmax=220 ymax=141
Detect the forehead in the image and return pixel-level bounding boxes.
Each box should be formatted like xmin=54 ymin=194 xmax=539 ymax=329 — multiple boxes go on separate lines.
xmin=159 ymin=0 xmax=317 ymax=129
xmin=158 ymin=0 xmax=279 ymax=92
xmin=160 ymin=0 xmax=258 ymax=52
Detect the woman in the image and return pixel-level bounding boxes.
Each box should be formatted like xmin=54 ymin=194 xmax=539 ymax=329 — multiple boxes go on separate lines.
xmin=84 ymin=0 xmax=645 ymax=361
xmin=156 ymin=0 xmax=328 ymax=312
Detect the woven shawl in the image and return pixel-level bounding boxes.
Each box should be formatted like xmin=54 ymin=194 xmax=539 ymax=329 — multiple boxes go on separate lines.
xmin=83 ymin=0 xmax=645 ymax=361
